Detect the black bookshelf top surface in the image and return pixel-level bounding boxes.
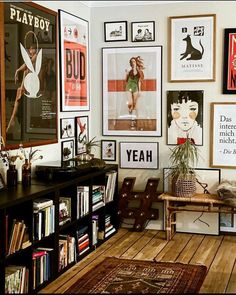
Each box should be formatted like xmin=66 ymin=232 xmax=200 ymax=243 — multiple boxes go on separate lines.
xmin=0 ymin=164 xmax=118 ymax=210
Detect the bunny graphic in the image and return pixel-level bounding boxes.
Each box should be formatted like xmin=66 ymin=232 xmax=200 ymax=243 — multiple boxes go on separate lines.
xmin=20 ymin=43 xmax=42 ymax=98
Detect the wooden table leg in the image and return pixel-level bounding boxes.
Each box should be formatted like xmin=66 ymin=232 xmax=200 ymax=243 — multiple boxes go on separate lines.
xmin=165 ymin=200 xmax=171 ymax=241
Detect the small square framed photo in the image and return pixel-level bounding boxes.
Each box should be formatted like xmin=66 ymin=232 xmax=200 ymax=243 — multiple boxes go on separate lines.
xmin=104 ymin=21 xmax=127 ymax=42
xmin=61 ymin=140 xmax=74 ymax=162
xmin=101 ymin=140 xmax=116 ymax=161
xmin=131 ymin=21 xmax=155 ymax=42
xmin=60 ymin=118 xmax=75 ymax=139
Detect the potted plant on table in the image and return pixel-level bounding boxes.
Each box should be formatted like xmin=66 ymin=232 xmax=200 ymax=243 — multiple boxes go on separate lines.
xmin=168 ymin=137 xmax=199 ymax=197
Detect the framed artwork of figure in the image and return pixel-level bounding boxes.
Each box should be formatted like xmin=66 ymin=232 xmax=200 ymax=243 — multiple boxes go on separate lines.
xmin=102 ymin=46 xmax=162 ymax=137
xmin=167 ymin=90 xmax=203 ymax=146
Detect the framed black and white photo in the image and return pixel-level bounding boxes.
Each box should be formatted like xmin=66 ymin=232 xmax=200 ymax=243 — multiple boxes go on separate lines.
xmin=60 ymin=118 xmax=75 ymax=139
xmin=101 ymin=140 xmax=116 ymax=161
xmin=102 ymin=46 xmax=162 ymax=137
xmin=163 ymin=168 xmax=221 ymax=194
xmin=120 ymin=142 xmax=159 ymax=169
xmin=167 ymin=90 xmax=203 ymax=145
xmin=61 ymin=139 xmax=74 ymax=162
xmin=104 ymin=21 xmax=127 ymax=42
xmin=169 ymin=14 xmax=216 ymax=82
xmin=75 ymin=116 xmax=89 ymax=155
xmin=131 ymin=21 xmax=155 ymax=42
xmin=59 ymin=9 xmax=89 ymax=112
xmin=210 ymin=102 xmax=236 ymax=168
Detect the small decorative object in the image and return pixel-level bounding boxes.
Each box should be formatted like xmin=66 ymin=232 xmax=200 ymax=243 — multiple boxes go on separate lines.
xmin=168 ymin=137 xmax=199 ymax=197
xmin=131 ymin=21 xmax=155 ymax=42
xmin=217 ymin=181 xmax=236 ymax=207
xmin=20 ymin=146 xmax=43 ymax=187
xmin=7 ymin=164 xmax=18 ymax=187
xmin=89 ymin=158 xmax=106 ymax=170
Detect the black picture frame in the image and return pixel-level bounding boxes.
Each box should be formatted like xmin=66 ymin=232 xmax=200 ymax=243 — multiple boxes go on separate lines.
xmin=75 ymin=115 xmax=89 ymax=155
xmin=60 ymin=118 xmax=75 ymax=139
xmin=61 ymin=139 xmax=74 ymax=162
xmin=101 ymin=140 xmax=116 ymax=161
xmin=166 ymin=90 xmax=203 ymax=146
xmin=223 ymin=28 xmax=236 ymax=94
xmin=104 ymin=21 xmax=128 ymax=42
xmin=119 ymin=141 xmax=159 ymax=169
xmin=0 ymin=2 xmax=58 ymax=149
xmin=131 ymin=21 xmax=155 ymax=42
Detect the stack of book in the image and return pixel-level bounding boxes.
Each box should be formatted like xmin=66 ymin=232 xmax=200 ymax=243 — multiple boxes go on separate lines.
xmin=5 ymin=265 xmax=29 ymax=293
xmin=92 ymin=185 xmax=105 ymax=211
xmin=98 ymin=214 xmax=116 ymax=240
xmin=105 ymin=170 xmax=117 ymax=203
xmin=59 ymin=197 xmax=71 ymax=226
xmin=58 ymin=235 xmax=76 ymax=272
xmin=77 ymin=186 xmax=89 ymax=218
xmin=76 ymin=225 xmax=90 ymax=257
xmin=7 ymin=219 xmax=29 ymax=255
xmin=33 ymin=198 xmax=55 ymax=241
xmin=32 ymin=247 xmax=53 ymax=289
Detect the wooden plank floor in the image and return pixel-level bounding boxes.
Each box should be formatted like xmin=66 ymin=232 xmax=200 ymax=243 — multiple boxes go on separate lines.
xmin=40 ymin=229 xmax=236 ymax=294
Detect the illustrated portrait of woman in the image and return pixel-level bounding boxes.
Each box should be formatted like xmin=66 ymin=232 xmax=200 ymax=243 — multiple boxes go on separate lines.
xmin=125 ymin=55 xmax=145 ymax=129
xmin=167 ymin=90 xmax=203 ymax=145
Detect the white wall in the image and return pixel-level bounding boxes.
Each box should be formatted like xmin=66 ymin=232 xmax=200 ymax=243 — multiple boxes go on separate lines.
xmin=6 ymin=1 xmax=236 ymax=192
xmin=90 ymin=1 xmax=236 ymax=191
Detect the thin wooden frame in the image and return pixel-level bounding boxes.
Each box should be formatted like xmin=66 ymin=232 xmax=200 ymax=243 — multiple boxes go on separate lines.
xmin=119 ymin=142 xmax=159 ymax=169
xmin=61 ymin=139 xmax=74 ymax=162
xmin=166 ymin=90 xmax=203 ymax=146
xmin=131 ymin=21 xmax=155 ymax=42
xmin=60 ymin=118 xmax=75 ymax=139
xmin=169 ymin=14 xmax=216 ymax=82
xmin=220 ymin=213 xmax=236 ymax=233
xmin=104 ymin=21 xmax=127 ymax=42
xmin=210 ymin=102 xmax=236 ymax=168
xmin=0 ymin=2 xmax=58 ymax=149
xmin=101 ymin=140 xmax=116 ymax=161
xmin=75 ymin=115 xmax=89 ymax=155
xmin=59 ymin=9 xmax=89 ymax=112
xmin=102 ymin=46 xmax=162 ymax=137
xmin=223 ymin=28 xmax=236 ymax=94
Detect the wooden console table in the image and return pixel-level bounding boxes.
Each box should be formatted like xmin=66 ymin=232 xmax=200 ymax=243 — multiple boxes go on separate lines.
xmin=159 ymin=193 xmax=236 ymax=241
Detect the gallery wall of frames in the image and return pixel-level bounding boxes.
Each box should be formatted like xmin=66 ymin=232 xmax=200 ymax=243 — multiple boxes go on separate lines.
xmin=1 ymin=1 xmax=236 ymax=234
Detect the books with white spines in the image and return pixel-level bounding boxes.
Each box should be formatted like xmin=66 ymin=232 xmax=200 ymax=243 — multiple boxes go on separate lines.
xmin=92 ymin=219 xmax=98 ymax=245
xmin=105 ymin=227 xmax=116 ymax=238
xmin=33 ymin=198 xmax=53 ymax=211
xmin=78 ymin=246 xmax=90 ymax=256
xmin=92 ymin=200 xmax=105 ymax=212
xmin=105 ymin=171 xmax=117 ymax=203
xmin=77 ymin=186 xmax=89 ymax=218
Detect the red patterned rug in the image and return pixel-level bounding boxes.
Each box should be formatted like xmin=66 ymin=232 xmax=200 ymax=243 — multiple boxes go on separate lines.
xmin=65 ymin=257 xmax=207 ymax=294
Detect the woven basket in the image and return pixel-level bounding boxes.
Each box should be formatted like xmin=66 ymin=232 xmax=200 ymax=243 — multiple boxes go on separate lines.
xmin=172 ymin=175 xmax=196 ymax=198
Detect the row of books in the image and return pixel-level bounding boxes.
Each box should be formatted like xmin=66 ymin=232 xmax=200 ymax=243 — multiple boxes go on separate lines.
xmin=92 ymin=185 xmax=105 ymax=212
xmin=59 ymin=235 xmax=76 ymax=271
xmin=105 ymin=170 xmax=117 ymax=203
xmin=5 ymin=265 xmax=29 ymax=294
xmin=77 ymin=186 xmax=89 ymax=218
xmin=7 ymin=219 xmax=29 ymax=256
xmin=33 ymin=199 xmax=55 ymax=241
xmin=32 ymin=247 xmax=53 ymax=290
xmin=76 ymin=225 xmax=90 ymax=256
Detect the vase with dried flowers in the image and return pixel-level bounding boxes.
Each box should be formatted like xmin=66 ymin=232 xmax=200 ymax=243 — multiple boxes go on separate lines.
xmin=20 ymin=146 xmax=43 ymax=187
xmin=0 ymin=137 xmax=24 ymax=187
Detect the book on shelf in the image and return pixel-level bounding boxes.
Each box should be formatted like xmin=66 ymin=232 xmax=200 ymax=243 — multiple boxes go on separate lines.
xmin=58 ymin=235 xmax=76 ymax=271
xmin=77 ymin=186 xmax=89 ymax=218
xmin=105 ymin=170 xmax=117 ymax=203
xmin=33 ymin=198 xmax=53 ymax=211
xmin=8 ymin=220 xmax=27 ymax=255
xmin=59 ymin=197 xmax=71 ymax=226
xmin=5 ymin=265 xmax=28 ymax=294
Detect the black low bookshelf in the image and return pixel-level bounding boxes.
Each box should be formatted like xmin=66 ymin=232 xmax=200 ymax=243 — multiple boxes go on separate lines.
xmin=0 ymin=164 xmax=118 ymax=294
